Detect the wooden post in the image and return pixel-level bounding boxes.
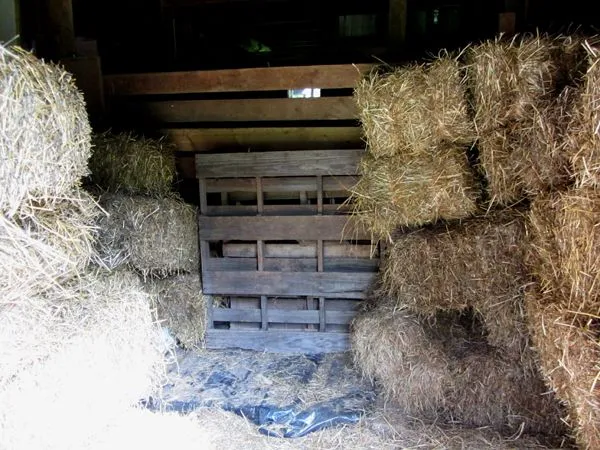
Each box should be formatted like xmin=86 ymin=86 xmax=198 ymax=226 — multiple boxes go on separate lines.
xmin=41 ymin=0 xmax=75 ymax=59
xmin=388 ymin=0 xmax=407 ymax=51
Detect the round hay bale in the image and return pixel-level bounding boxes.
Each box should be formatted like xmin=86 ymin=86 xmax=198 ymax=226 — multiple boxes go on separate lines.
xmin=355 ymin=56 xmax=475 ymax=158
xmin=145 ymin=273 xmax=208 ymax=349
xmin=351 ymin=305 xmax=452 ymax=418
xmin=527 ymin=187 xmax=600 ymax=317
xmin=0 ymin=269 xmax=166 ymax=450
xmin=89 ymin=132 xmax=176 ymax=197
xmin=348 ymin=145 xmax=479 ymax=241
xmin=95 ymin=194 xmax=198 ymax=276
xmin=0 ymin=45 xmax=91 ymax=216
xmin=0 ymin=188 xmax=100 ymax=302
xmin=525 ymin=288 xmax=600 ymax=449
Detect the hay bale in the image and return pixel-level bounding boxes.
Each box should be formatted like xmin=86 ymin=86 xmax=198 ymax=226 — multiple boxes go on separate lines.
xmin=351 ymin=305 xmax=452 ymax=418
xmin=146 ymin=273 xmax=207 ymax=349
xmin=378 ymin=212 xmax=529 ymax=354
xmin=95 ymin=194 xmax=199 ymax=276
xmin=0 ymin=188 xmax=100 ymax=302
xmin=0 ymin=269 xmax=166 ymax=449
xmin=525 ymin=289 xmax=600 ymax=449
xmin=0 ymin=45 xmax=91 ymax=216
xmin=89 ymin=132 xmax=176 ymax=197
xmin=352 ymin=302 xmax=566 ymax=436
xmin=348 ymin=145 xmax=479 ymax=241
xmin=527 ymin=187 xmax=600 ymax=316
xmin=355 ymin=56 xmax=475 ymax=158
xmin=469 ymin=35 xmax=581 ymax=205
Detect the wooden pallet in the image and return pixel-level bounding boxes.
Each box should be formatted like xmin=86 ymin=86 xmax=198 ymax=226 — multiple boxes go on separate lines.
xmin=197 ymin=149 xmax=377 ymax=353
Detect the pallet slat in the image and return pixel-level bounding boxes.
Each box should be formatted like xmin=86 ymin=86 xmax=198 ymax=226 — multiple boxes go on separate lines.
xmin=104 ymin=64 xmax=372 ymax=96
xmin=205 ymin=175 xmax=359 ymax=193
xmin=199 ymin=215 xmax=366 ymax=241
xmin=196 ymin=149 xmax=363 ymax=178
xmin=166 ymin=127 xmax=362 ymax=152
xmin=205 ymin=204 xmax=347 ymax=216
xmin=202 ymin=271 xmax=374 ymax=298
xmin=204 ymin=257 xmax=378 ymax=272
xmin=223 ymin=242 xmax=375 ymax=258
xmin=213 ymin=308 xmax=355 ymax=325
xmin=122 ymin=97 xmax=357 ymax=123
xmin=205 ymin=329 xmax=350 ymax=353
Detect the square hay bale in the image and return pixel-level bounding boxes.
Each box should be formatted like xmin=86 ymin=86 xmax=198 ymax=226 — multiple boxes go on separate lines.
xmin=469 ymin=35 xmax=584 ymax=205
xmin=145 ymin=273 xmax=209 ymax=349
xmin=0 ymin=188 xmax=101 ymax=302
xmin=527 ymin=187 xmax=600 ymax=317
xmin=0 ymin=269 xmax=166 ymax=450
xmin=348 ymin=145 xmax=479 ymax=241
xmin=352 ymin=303 xmax=566 ymax=437
xmin=525 ymin=288 xmax=600 ymax=449
xmin=378 ymin=212 xmax=529 ymax=355
xmin=0 ymin=45 xmax=91 ymax=216
xmin=95 ymin=194 xmax=199 ymax=276
xmin=355 ymin=56 xmax=475 ymax=158
xmin=89 ymin=132 xmax=176 ymax=197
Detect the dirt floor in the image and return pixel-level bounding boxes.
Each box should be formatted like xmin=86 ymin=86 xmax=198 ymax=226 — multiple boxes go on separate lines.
xmin=149 ymin=349 xmax=571 ymax=449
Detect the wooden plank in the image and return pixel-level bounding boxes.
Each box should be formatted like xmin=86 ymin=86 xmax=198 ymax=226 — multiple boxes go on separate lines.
xmin=212 ymin=309 xmax=355 ymax=325
xmin=223 ymin=242 xmax=375 ymax=259
xmin=205 ymin=329 xmax=350 ymax=353
xmin=164 ymin=127 xmax=362 ymax=152
xmin=205 ymin=204 xmax=346 ymax=216
xmin=205 ymin=176 xmax=359 ymax=193
xmin=125 ymin=97 xmax=357 ymax=123
xmin=104 ymin=64 xmax=373 ymax=96
xmin=196 ymin=150 xmax=363 ymax=178
xmin=204 ymin=257 xmax=378 ymax=272
xmin=260 ymin=295 xmax=268 ymax=330
xmin=198 ymin=215 xmax=366 ymax=241
xmin=202 ymin=271 xmax=374 ymax=298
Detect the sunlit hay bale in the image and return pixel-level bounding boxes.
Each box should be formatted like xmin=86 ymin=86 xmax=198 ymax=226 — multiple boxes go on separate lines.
xmin=378 ymin=212 xmax=529 ymax=353
xmin=95 ymin=194 xmax=198 ymax=276
xmin=89 ymin=132 xmax=176 ymax=197
xmin=92 ymin=408 xmax=214 ymax=450
xmin=0 ymin=269 xmax=166 ymax=450
xmin=528 ymin=187 xmax=600 ymax=317
xmin=0 ymin=45 xmax=91 ymax=217
xmin=348 ymin=146 xmax=479 ymax=241
xmin=525 ymin=288 xmax=600 ymax=449
xmin=146 ymin=273 xmax=208 ymax=349
xmin=0 ymin=189 xmax=101 ymax=302
xmin=355 ymin=56 xmax=475 ymax=158
xmin=351 ymin=305 xmax=452 ymax=418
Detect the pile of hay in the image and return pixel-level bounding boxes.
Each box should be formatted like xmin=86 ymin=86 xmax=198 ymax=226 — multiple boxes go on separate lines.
xmin=377 ymin=212 xmax=530 ymax=355
xmin=0 ymin=45 xmax=91 ymax=217
xmin=355 ymin=56 xmax=475 ymax=158
xmin=146 ymin=273 xmax=208 ymax=349
xmin=469 ymin=35 xmax=584 ymax=204
xmin=349 ymin=147 xmax=479 ymax=240
xmin=89 ymin=132 xmax=176 ymax=197
xmin=95 ymin=194 xmax=199 ymax=276
xmin=352 ymin=304 xmax=565 ymax=437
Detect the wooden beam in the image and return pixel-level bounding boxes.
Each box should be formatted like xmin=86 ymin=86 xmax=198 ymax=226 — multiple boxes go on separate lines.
xmin=205 ymin=329 xmax=350 ymax=353
xmin=205 ymin=175 xmax=359 ymax=193
xmin=104 ymin=64 xmax=373 ymax=96
xmin=198 ymin=215 xmax=367 ymax=241
xmin=163 ymin=127 xmax=363 ymax=152
xmin=123 ymin=97 xmax=357 ymax=123
xmin=201 ymin=271 xmax=374 ymax=298
xmin=204 ymin=256 xmax=379 ymax=273
xmin=212 ymin=308 xmax=355 ymax=325
xmin=196 ymin=149 xmax=363 ymax=178
xmin=223 ymin=242 xmax=376 ymax=259
xmin=205 ymin=204 xmax=346 ymax=216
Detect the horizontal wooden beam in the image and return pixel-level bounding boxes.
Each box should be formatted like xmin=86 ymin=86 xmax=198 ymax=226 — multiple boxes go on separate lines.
xmin=205 ymin=329 xmax=350 ymax=353
xmin=198 ymin=215 xmax=367 ymax=241
xmin=163 ymin=127 xmax=363 ymax=152
xmin=196 ymin=149 xmax=363 ymax=178
xmin=201 ymin=271 xmax=374 ymax=298
xmin=206 ymin=175 xmax=359 ymax=193
xmin=223 ymin=242 xmax=375 ymax=258
xmin=104 ymin=64 xmax=373 ymax=96
xmin=212 ymin=308 xmax=355 ymax=325
xmin=204 ymin=204 xmax=347 ymax=216
xmin=123 ymin=97 xmax=357 ymax=123
xmin=204 ymin=256 xmax=379 ymax=272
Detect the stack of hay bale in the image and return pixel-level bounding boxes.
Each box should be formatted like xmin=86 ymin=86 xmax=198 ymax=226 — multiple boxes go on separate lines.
xmin=89 ymin=131 xmax=207 ymax=349
xmin=0 ymin=45 xmax=211 ymax=449
xmin=349 ymin=35 xmax=595 ymax=444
